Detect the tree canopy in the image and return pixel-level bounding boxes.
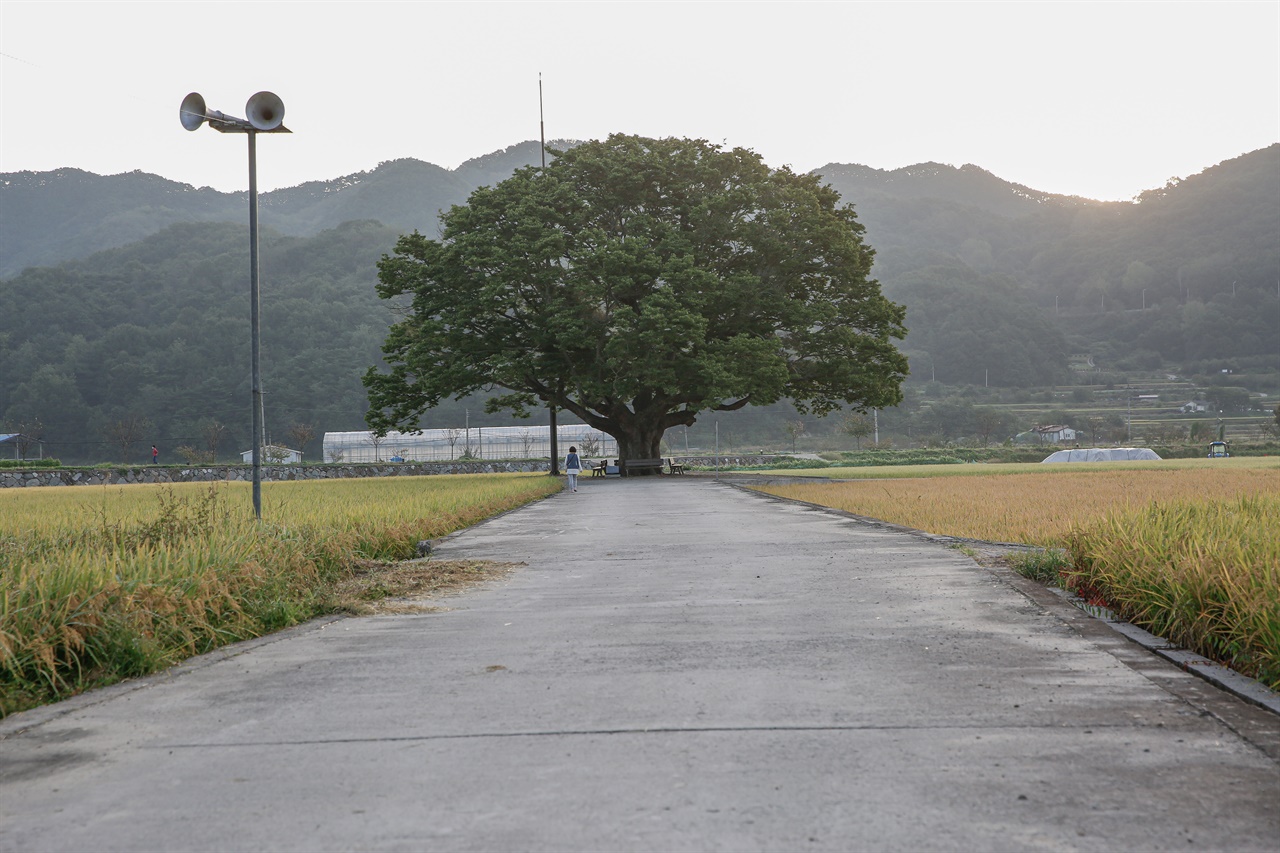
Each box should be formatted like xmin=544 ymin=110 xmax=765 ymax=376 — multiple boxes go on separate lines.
xmin=364 ymin=134 xmax=909 ymax=459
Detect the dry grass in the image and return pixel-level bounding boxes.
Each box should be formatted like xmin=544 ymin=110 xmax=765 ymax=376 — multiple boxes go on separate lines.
xmin=330 ymin=559 xmax=523 ymax=615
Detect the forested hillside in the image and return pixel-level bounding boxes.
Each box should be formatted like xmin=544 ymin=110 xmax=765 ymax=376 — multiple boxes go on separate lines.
xmin=818 ymin=145 xmax=1280 ymax=386
xmin=2 ymin=141 xmax=1276 ymax=463
xmin=0 ymin=221 xmax=400 ymax=462
xmin=0 ymin=141 xmax=557 ymax=278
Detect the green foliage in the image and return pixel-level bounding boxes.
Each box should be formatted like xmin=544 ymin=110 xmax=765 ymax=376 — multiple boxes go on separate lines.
xmin=1008 ymin=548 xmax=1070 ymax=584
xmin=0 ymin=220 xmax=404 ymax=464
xmin=834 ymin=449 xmax=965 ymax=466
xmin=891 ymin=266 xmax=1070 ymax=387
xmin=840 ymin=412 xmax=873 ymax=449
xmin=714 ymin=457 xmax=838 ymax=471
xmin=833 ymin=447 xmax=1047 ymax=465
xmin=365 ymin=135 xmax=909 ymax=460
xmin=0 ymin=458 xmax=61 ymax=469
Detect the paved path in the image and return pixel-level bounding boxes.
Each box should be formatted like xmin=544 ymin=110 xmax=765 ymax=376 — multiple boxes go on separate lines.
xmin=2 ymin=477 xmax=1278 ymax=852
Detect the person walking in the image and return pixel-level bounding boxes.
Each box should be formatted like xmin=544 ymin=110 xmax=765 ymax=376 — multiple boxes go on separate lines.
xmin=564 ymin=446 xmax=582 ymax=493
xmin=151 ymin=445 xmax=159 ymax=465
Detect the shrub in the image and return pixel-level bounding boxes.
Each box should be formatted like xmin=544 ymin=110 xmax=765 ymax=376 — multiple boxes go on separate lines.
xmin=0 ymin=459 xmax=61 ymax=469
xmin=1008 ymin=549 xmax=1070 ymax=584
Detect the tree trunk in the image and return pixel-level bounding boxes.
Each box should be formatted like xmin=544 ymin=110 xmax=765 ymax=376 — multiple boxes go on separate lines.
xmin=612 ymin=423 xmax=665 ymax=475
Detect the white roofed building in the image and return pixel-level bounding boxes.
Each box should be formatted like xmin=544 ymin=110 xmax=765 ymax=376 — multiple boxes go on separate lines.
xmin=322 ymin=424 xmax=617 ymax=464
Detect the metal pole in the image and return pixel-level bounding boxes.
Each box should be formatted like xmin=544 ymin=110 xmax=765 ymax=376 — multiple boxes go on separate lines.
xmin=248 ymin=131 xmax=263 ymax=520
xmin=549 ymin=407 xmax=559 ymax=475
xmin=541 ymin=76 xmax=559 ymax=477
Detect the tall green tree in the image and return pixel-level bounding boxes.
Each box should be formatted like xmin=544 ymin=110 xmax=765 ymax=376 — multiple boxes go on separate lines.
xmin=364 ymin=135 xmax=908 ymax=461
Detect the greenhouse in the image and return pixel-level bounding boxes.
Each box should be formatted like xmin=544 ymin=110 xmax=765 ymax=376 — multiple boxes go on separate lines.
xmin=322 ymin=425 xmax=618 ymax=464
xmin=1041 ymin=447 xmax=1163 ymax=463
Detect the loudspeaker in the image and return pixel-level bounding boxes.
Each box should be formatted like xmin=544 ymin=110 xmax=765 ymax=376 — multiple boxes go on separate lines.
xmin=246 ymin=91 xmax=285 ymax=131
xmin=179 ymin=92 xmax=207 ymax=131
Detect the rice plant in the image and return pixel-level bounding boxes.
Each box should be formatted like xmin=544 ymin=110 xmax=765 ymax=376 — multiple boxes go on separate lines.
xmin=0 ymin=474 xmax=560 ymax=715
xmin=754 ymin=464 xmax=1279 ymax=545
xmin=1066 ymin=494 xmax=1280 ymax=689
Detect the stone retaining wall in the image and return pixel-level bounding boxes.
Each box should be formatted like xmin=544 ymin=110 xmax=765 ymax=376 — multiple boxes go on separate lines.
xmin=672 ymin=455 xmax=778 ymax=468
xmin=0 ymin=455 xmax=784 ymax=488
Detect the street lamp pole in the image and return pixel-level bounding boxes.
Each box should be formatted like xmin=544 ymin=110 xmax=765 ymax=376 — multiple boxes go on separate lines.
xmin=180 ymin=92 xmax=290 ymax=520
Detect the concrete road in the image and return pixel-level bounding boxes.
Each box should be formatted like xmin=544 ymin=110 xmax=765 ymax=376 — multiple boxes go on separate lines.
xmin=2 ymin=477 xmax=1278 ymax=852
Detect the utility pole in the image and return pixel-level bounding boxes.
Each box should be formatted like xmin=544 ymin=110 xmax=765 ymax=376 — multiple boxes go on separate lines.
xmin=540 ymin=73 xmax=559 ymax=477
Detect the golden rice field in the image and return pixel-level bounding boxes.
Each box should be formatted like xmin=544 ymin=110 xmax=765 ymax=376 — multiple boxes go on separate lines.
xmin=0 ymin=474 xmax=561 ymax=716
xmin=754 ymin=458 xmax=1280 ymax=688
xmin=753 ymin=459 xmax=1279 ymax=546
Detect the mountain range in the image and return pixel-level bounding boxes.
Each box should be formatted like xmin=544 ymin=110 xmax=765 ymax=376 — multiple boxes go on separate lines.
xmin=1 ymin=140 xmax=1276 ymax=462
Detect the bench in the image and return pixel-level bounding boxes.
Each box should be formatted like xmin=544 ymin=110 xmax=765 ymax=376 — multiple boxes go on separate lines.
xmin=667 ymin=459 xmax=686 ymax=475
xmin=622 ymin=458 xmax=666 ymax=476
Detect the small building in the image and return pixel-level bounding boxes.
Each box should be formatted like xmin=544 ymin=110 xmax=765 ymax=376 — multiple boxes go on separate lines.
xmin=240 ymin=445 xmax=303 ymax=464
xmin=1019 ymin=424 xmax=1078 ymax=444
xmin=0 ymin=433 xmax=44 ymax=460
xmin=322 ymin=425 xmax=617 ymax=464
xmin=1180 ymin=401 xmax=1210 ymax=414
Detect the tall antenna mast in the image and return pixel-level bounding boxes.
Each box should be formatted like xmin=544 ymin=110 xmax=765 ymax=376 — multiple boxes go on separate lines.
xmin=539 ymin=73 xmax=547 ymax=170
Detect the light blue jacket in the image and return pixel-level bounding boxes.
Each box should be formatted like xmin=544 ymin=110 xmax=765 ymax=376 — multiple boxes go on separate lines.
xmin=564 ymin=452 xmax=582 ymax=472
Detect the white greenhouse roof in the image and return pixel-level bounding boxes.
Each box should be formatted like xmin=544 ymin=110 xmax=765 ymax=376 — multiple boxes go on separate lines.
xmin=322 ymin=425 xmax=617 ymax=464
xmin=1041 ymin=447 xmax=1163 ymax=463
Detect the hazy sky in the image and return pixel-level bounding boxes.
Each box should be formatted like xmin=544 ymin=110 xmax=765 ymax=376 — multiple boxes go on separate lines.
xmin=2 ymin=1 xmax=1277 ymax=201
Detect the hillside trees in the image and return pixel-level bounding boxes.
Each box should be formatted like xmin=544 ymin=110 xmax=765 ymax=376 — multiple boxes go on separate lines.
xmin=3 ymin=143 xmax=1276 ymax=462
xmin=364 ymin=134 xmax=909 ymax=461
xmin=0 ymin=220 xmax=404 ymax=463
xmin=888 ymin=266 xmax=1068 ymax=387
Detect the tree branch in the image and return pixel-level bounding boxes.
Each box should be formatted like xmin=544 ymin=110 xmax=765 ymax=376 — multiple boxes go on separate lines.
xmin=713 ymin=396 xmax=752 ymax=412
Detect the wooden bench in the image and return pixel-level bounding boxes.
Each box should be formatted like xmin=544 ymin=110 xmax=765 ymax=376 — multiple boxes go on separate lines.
xmin=667 ymin=459 xmax=686 ymax=475
xmin=622 ymin=458 xmax=666 ymax=476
